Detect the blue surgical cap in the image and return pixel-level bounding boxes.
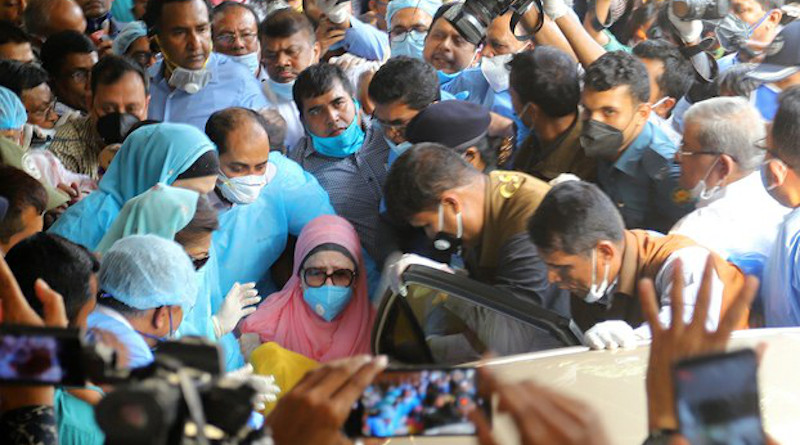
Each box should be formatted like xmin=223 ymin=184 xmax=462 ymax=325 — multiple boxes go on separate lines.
xmin=99 ymin=234 xmax=198 ymax=310
xmin=112 ymin=21 xmax=148 ymax=56
xmin=386 ymin=0 xmax=443 ymax=28
xmin=0 ymin=86 xmax=27 ymax=131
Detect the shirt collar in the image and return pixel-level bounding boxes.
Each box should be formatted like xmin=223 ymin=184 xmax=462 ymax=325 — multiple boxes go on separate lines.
xmin=616 ymin=230 xmax=639 ymax=297
xmin=612 ymin=120 xmax=653 ymax=177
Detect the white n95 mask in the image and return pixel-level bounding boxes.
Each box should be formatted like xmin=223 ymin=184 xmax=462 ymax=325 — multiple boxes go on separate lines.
xmin=217 ymin=164 xmax=276 ymax=204
xmin=480 ymin=53 xmax=513 ymax=93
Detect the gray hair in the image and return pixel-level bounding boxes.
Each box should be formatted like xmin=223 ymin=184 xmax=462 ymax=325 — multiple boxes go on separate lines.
xmin=684 ymin=97 xmax=766 ymax=172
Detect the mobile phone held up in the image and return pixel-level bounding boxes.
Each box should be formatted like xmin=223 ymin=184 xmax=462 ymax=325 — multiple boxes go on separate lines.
xmin=345 ymin=366 xmax=489 ymax=438
xmin=0 ymin=325 xmax=86 ymax=386
xmin=674 ymin=349 xmax=766 ymax=445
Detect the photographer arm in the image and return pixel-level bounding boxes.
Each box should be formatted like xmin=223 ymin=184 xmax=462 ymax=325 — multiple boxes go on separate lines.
xmin=582 ymin=0 xmax=613 ymax=47
xmin=540 ymin=0 xmax=607 ymax=69
xmin=518 ymin=5 xmax=579 ymax=62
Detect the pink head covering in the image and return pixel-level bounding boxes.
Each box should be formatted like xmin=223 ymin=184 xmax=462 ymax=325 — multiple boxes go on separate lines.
xmin=240 ymin=215 xmax=375 ymax=362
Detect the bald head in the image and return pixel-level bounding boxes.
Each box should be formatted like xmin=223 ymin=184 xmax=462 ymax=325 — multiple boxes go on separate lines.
xmin=25 ymin=0 xmax=86 ymax=40
xmin=206 ymin=107 xmax=271 ymax=179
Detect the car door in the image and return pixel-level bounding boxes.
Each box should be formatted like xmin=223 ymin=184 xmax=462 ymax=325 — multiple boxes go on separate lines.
xmin=372 ymin=265 xmax=584 ymax=365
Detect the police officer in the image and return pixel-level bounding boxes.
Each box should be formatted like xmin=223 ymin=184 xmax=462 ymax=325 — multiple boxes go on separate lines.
xmin=528 ymin=180 xmax=748 ymax=350
xmin=384 ymin=143 xmax=569 ymax=314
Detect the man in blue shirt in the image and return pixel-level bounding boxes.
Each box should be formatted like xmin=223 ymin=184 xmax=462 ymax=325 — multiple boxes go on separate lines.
xmin=747 ymin=21 xmax=800 ymax=121
xmin=581 ymin=51 xmax=692 ymax=233
xmin=289 ymin=63 xmax=388 ymax=262
xmin=143 ymin=0 xmax=268 ymax=130
xmin=760 ymin=88 xmax=800 ymax=327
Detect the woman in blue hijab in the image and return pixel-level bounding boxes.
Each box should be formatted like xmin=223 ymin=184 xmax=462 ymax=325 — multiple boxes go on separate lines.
xmin=49 ymin=123 xmax=220 ymax=250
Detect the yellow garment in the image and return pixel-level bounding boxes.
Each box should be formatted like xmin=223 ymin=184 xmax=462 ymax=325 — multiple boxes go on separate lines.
xmin=250 ymin=342 xmax=319 ymax=415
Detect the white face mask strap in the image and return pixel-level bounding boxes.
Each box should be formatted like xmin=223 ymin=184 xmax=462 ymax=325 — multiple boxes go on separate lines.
xmin=699 ymin=156 xmax=722 ymax=200
xmin=438 ymin=203 xmax=445 ymax=232
xmin=590 ymin=248 xmax=598 ymax=292
xmin=456 ymin=211 xmax=463 ymax=239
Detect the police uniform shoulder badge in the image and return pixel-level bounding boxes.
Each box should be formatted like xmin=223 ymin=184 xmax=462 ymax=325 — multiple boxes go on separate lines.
xmin=497 ymin=173 xmax=523 ymax=198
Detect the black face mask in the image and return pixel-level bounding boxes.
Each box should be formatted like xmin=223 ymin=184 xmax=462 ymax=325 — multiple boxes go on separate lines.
xmin=432 ymin=203 xmax=463 ymax=256
xmin=96 ymin=112 xmax=141 ymax=145
xmin=580 ymin=119 xmax=625 ymax=159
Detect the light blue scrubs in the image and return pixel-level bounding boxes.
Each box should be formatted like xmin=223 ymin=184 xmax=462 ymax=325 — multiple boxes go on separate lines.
xmin=441 ymin=67 xmax=530 ymax=144
xmin=54 ymin=388 xmax=105 ymax=445
xmin=48 ymin=123 xmax=217 ymax=250
xmin=763 ymin=208 xmax=800 ymax=327
xmin=212 ymin=153 xmax=335 ymax=369
xmin=753 ymin=83 xmax=781 ymax=121
xmin=148 ymin=53 xmax=270 ymax=130
xmin=329 ymin=16 xmax=390 ymax=61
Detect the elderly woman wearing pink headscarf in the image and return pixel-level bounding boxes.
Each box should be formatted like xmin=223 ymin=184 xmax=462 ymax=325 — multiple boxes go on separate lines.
xmin=239 ymin=214 xmax=375 ymax=363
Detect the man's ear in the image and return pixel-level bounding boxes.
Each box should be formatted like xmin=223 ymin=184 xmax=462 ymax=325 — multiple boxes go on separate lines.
xmin=596 ymin=240 xmax=616 ymax=262
xmin=654 ymin=97 xmax=676 ymax=118
xmin=151 ymin=306 xmax=166 ymax=329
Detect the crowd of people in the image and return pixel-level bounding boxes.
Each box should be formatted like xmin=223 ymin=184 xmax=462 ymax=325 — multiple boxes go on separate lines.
xmin=0 ymin=0 xmax=798 ymax=441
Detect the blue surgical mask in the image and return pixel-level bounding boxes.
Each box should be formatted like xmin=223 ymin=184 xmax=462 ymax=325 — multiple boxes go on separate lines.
xmin=268 ymin=77 xmax=295 ymax=103
xmin=437 ymin=70 xmax=460 ymax=85
xmin=307 ymin=100 xmax=365 ymax=158
xmin=228 ymin=52 xmax=261 ymax=75
xmin=385 ymin=136 xmax=413 ymax=165
xmin=303 ymin=285 xmax=353 ymax=322
xmin=390 ymin=30 xmax=426 ymax=59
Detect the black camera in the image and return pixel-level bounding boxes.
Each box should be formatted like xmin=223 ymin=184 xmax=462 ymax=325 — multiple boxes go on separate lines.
xmin=671 ymin=0 xmax=729 ymax=21
xmin=94 ymin=337 xmax=263 ymax=445
xmin=443 ymin=0 xmax=544 ymax=46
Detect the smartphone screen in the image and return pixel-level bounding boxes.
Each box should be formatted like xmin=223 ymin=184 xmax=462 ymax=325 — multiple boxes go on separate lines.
xmin=345 ymin=367 xmax=488 ymax=438
xmin=674 ymin=349 xmax=765 ymax=445
xmin=0 ymin=325 xmax=85 ymax=386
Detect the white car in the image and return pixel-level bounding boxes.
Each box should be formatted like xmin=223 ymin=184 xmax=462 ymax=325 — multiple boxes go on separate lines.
xmin=372 ymin=266 xmax=800 ymax=444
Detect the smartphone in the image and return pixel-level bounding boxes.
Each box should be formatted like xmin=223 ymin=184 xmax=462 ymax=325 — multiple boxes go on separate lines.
xmin=674 ymin=349 xmax=765 ymax=445
xmin=0 ymin=325 xmax=86 ymax=386
xmin=344 ymin=366 xmax=489 ymax=438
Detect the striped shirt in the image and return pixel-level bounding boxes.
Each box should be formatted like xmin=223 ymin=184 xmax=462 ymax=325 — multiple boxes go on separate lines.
xmin=290 ymin=124 xmax=389 ymax=260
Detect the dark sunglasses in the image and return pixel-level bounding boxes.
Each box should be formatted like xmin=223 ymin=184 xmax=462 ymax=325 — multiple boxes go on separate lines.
xmin=192 ymin=255 xmax=210 ymax=271
xmin=302 ymin=267 xmax=356 ymax=288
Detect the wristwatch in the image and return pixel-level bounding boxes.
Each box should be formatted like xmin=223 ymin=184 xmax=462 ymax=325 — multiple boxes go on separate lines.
xmin=642 ymin=429 xmax=679 ymax=445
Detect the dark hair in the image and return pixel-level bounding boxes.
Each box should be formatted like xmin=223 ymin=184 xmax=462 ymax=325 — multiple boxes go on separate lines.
xmin=0 ymin=20 xmax=32 ymax=46
xmin=259 ymin=8 xmax=315 ymax=42
xmin=384 ymin=143 xmax=481 ymax=221
xmin=772 ymin=86 xmax=800 ymax=166
xmin=23 ymin=0 xmax=55 ymax=38
xmin=509 ymin=47 xmax=579 ymax=118
xmin=470 ymin=136 xmax=497 ymax=170
xmin=97 ymin=297 xmax=148 ymax=317
xmin=430 ymin=2 xmax=475 ymax=43
xmin=40 ymin=30 xmax=96 ymax=78
xmin=583 ymin=51 xmax=650 ymax=104
xmin=368 ymin=56 xmax=440 ymax=109
xmin=715 ymin=63 xmax=760 ymax=98
xmin=90 ymin=55 xmax=149 ymax=96
xmin=144 ymin=0 xmax=212 ymax=35
xmin=5 ymin=233 xmax=99 ymax=325
xmin=205 ymin=107 xmax=270 ymax=155
xmin=174 ymin=195 xmax=219 ymax=246
xmin=0 ymin=60 xmax=49 ymax=96
xmin=632 ymin=39 xmax=692 ymax=101
xmin=293 ymin=63 xmax=354 ymax=115
xmin=528 ymin=181 xmax=624 ymax=255
xmin=0 ymin=166 xmax=47 ymax=244
xmin=259 ymin=108 xmax=287 ymax=153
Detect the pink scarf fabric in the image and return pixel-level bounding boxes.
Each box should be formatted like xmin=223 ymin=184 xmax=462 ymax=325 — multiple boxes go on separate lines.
xmin=239 ymin=215 xmax=375 ymax=362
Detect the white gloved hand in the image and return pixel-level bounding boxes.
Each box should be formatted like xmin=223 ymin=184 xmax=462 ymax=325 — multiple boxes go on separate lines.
xmin=212 ymin=282 xmax=261 ymax=339
xmin=543 ymin=0 xmax=573 ymax=20
xmin=667 ymin=7 xmax=703 ymax=44
xmin=317 ymin=0 xmax=351 ymax=24
xmin=388 ymin=253 xmax=453 ymax=297
xmin=225 ymin=364 xmax=281 ymax=411
xmin=584 ymin=320 xmax=637 ymax=350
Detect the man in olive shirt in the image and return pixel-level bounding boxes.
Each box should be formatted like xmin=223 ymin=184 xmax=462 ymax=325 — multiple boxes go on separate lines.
xmin=509 ymin=46 xmax=596 ymax=182
xmin=384 ymin=143 xmax=570 ymax=355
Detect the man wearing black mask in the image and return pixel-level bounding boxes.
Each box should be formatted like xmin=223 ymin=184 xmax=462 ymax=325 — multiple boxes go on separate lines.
xmin=580 ymin=51 xmax=691 ymax=233
xmin=50 ymin=55 xmax=148 ymax=180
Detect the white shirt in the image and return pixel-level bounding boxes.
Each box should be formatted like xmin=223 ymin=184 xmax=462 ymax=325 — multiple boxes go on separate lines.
xmin=670 ymin=171 xmax=790 ymax=263
xmin=262 ymin=80 xmax=304 ymax=151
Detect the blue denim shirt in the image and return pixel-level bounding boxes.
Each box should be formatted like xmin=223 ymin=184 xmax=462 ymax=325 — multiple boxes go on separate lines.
xmin=147 ymin=53 xmax=270 ymax=130
xmin=596 ymin=120 xmax=693 ymax=233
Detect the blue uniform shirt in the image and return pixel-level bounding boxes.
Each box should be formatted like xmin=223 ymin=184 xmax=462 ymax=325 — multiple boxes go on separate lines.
xmin=148 ymin=53 xmax=270 ymax=130
xmin=87 ymin=306 xmax=154 ymax=369
xmin=329 ymin=16 xmax=390 ymax=61
xmin=596 ymin=120 xmax=693 ymax=233
xmin=763 ymin=207 xmax=800 ymax=327
xmin=753 ymin=83 xmax=780 ymax=121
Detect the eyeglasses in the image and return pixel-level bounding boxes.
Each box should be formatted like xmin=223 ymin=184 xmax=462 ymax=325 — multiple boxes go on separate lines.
xmin=302 ymin=267 xmax=356 ymax=288
xmin=130 ymin=51 xmax=154 ymax=67
xmin=68 ymin=69 xmax=91 ymax=83
xmin=28 ymin=98 xmax=56 ymax=121
xmin=214 ymin=31 xmax=258 ymax=46
xmin=388 ymin=25 xmax=429 ymax=41
xmin=191 ymin=255 xmax=210 ymax=271
xmin=373 ymin=115 xmax=412 ymax=134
